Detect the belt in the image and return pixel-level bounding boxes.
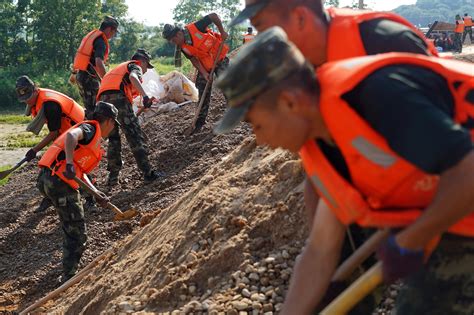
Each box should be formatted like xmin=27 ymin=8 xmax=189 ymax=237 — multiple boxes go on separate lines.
xmin=100 ymin=93 xmax=126 ymax=102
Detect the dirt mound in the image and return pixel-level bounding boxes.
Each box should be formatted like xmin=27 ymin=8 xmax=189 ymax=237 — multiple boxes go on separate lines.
xmin=0 ymin=90 xmax=251 ymax=313
xmin=41 ymin=140 xmax=306 ymax=314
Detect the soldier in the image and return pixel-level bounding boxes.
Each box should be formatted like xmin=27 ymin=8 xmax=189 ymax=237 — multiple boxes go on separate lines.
xmin=15 ymin=76 xmax=85 ymax=213
xmin=455 ymin=14 xmax=465 ymax=53
xmin=215 ymin=27 xmax=474 ymax=314
xmin=73 ymin=16 xmax=119 ymax=118
xmin=463 ymin=13 xmax=473 ymax=44
xmin=97 ymin=49 xmax=160 ymax=186
xmin=162 ymin=13 xmax=229 ymax=133
xmin=37 ymin=101 xmax=118 ymax=283
xmin=243 ymin=27 xmax=256 ymax=44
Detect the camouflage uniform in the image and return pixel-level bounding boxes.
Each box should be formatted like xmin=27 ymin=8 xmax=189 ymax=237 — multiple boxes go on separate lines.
xmin=99 ymin=93 xmax=152 ymax=178
xmin=76 ymin=71 xmax=100 ymax=119
xmin=36 ymin=168 xmax=86 ymax=280
xmin=194 ymin=57 xmax=230 ymax=129
xmin=394 ymin=234 xmax=474 ymax=314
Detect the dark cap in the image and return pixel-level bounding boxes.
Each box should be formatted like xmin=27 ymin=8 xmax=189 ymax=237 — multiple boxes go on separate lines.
xmin=16 ymin=75 xmax=36 ymax=102
xmin=131 ymin=48 xmax=154 ymax=69
xmin=162 ymin=24 xmax=181 ymax=40
xmin=93 ymin=101 xmax=120 ymax=126
xmin=214 ymin=26 xmax=306 ymax=134
xmin=229 ymin=0 xmax=270 ymax=27
xmin=101 ymin=16 xmax=119 ymax=30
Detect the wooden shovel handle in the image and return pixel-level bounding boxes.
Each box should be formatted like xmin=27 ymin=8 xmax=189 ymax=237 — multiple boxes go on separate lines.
xmin=73 ymin=177 xmax=124 ymax=216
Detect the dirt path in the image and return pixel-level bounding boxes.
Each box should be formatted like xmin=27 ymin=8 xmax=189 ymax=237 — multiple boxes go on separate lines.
xmin=0 ymin=123 xmax=29 ymax=167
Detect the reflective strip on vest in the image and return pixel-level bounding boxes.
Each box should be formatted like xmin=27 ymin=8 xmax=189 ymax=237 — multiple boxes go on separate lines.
xmin=310 ymin=174 xmax=339 ymax=210
xmin=351 ymin=136 xmax=396 ymax=168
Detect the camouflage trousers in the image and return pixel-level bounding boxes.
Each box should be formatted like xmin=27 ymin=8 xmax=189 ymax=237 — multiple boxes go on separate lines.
xmin=393 ymin=234 xmax=474 ymax=314
xmin=195 ymin=57 xmax=230 ymax=128
xmin=76 ymin=70 xmax=100 ymax=119
xmin=99 ymin=93 xmax=152 ymax=176
xmin=36 ymin=168 xmax=87 ymax=279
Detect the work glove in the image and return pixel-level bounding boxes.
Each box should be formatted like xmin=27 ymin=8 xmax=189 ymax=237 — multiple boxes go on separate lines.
xmin=25 ymin=149 xmax=37 ymax=162
xmin=143 ymin=96 xmax=153 ymax=108
xmin=95 ymin=191 xmax=110 ymax=208
xmin=376 ymin=235 xmax=424 ymax=284
xmin=63 ymin=163 xmax=76 ymax=180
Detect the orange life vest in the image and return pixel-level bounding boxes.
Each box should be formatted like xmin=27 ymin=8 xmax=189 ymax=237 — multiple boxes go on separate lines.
xmin=243 ymin=34 xmax=255 ymax=44
xmin=182 ymin=22 xmax=229 ymax=72
xmin=32 ymin=88 xmax=85 ymax=134
xmin=73 ymin=30 xmax=110 ymax=72
xmin=38 ymin=120 xmax=103 ymax=190
xmin=455 ymin=19 xmax=466 ymax=33
xmin=300 ymin=53 xmax=474 ymax=237
xmin=97 ymin=61 xmax=141 ymax=104
xmin=464 ymin=16 xmax=473 ymax=27
xmin=326 ymin=8 xmax=439 ymax=61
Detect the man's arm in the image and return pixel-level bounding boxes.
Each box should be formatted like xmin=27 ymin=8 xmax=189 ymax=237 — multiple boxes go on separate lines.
xmin=208 ymin=13 xmax=228 ymax=40
xmin=65 ymin=127 xmax=84 ymax=164
xmin=281 ymin=200 xmax=346 ymax=315
xmin=129 ymin=71 xmax=148 ymax=97
xmin=190 ymin=56 xmax=211 ymax=82
xmin=95 ymin=57 xmax=107 ymax=78
xmin=396 ymin=151 xmax=474 ymax=250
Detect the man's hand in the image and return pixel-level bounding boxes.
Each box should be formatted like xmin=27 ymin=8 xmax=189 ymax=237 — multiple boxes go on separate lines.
xmin=221 ymin=31 xmax=229 ymax=41
xmin=25 ymin=149 xmax=37 ymax=162
xmin=376 ymin=235 xmax=424 ymax=284
xmin=63 ymin=163 xmax=76 ymax=180
xmin=143 ymin=96 xmax=157 ymax=108
xmin=95 ymin=191 xmax=110 ymax=208
xmin=203 ymin=71 xmax=213 ymax=83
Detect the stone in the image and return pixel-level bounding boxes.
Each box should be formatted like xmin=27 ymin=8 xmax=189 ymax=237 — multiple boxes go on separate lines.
xmin=251 ymin=293 xmax=266 ymax=303
xmin=242 ymin=288 xmax=251 ymax=298
xmin=282 ymin=250 xmax=290 ymax=259
xmin=232 ymin=301 xmax=249 ymax=311
xmin=227 ymin=309 xmax=239 ymax=315
xmin=188 ymin=285 xmax=197 ymax=295
xmin=263 ymin=303 xmax=273 ymax=312
xmin=248 ymin=273 xmax=259 ymax=281
xmin=118 ymin=301 xmax=133 ymax=312
xmin=264 ymin=257 xmax=276 ymax=264
xmin=275 ymin=303 xmax=284 ymax=312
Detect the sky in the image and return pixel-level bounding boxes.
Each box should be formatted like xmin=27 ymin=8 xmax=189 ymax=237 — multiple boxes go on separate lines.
xmin=125 ymin=0 xmax=417 ymax=26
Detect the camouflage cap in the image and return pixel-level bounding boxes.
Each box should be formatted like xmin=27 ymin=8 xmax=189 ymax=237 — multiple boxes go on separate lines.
xmin=93 ymin=101 xmax=120 ymax=126
xmin=132 ymin=48 xmax=154 ymax=68
xmin=230 ymin=0 xmax=270 ymax=27
xmin=214 ymin=26 xmax=306 ymax=134
xmin=15 ymin=75 xmax=36 ymax=101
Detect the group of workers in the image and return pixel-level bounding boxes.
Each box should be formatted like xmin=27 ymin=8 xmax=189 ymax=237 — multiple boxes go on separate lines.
xmin=454 ymin=12 xmax=473 ymax=53
xmin=13 ymin=0 xmax=474 ymax=313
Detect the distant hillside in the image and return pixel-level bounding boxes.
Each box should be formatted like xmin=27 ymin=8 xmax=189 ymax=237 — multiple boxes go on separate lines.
xmin=393 ymin=0 xmax=473 ymax=27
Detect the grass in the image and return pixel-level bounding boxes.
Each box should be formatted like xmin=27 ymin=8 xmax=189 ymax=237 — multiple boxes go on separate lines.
xmin=0 ymin=128 xmax=48 ymax=148
xmin=0 ymin=165 xmax=12 ymax=186
xmin=0 ymin=114 xmax=30 ymax=124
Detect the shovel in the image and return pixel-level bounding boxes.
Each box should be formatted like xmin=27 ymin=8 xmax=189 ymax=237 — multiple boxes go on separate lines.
xmin=185 ymin=41 xmax=226 ymax=136
xmin=73 ymin=176 xmax=138 ymax=221
xmin=0 ymin=157 xmax=28 ymax=180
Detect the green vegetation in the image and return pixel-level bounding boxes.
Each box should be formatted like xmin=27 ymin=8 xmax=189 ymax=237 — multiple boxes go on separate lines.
xmin=394 ymin=0 xmax=473 ymax=27
xmin=0 ymin=165 xmax=11 ymax=186
xmin=0 ymin=129 xmax=48 ymax=149
xmin=0 ymin=115 xmax=30 ymax=124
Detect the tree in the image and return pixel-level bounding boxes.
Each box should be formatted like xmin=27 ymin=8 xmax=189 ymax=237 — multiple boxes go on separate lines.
xmin=324 ymin=0 xmax=340 ymax=7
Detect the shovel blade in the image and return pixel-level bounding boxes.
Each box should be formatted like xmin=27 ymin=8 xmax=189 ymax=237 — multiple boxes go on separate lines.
xmin=0 ymin=169 xmax=13 ymax=181
xmin=113 ymin=208 xmax=139 ymax=221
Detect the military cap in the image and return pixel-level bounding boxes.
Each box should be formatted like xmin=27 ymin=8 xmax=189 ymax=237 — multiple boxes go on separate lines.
xmin=15 ymin=75 xmax=36 ymax=101
xmin=230 ymin=0 xmax=271 ymax=27
xmin=93 ymin=101 xmax=120 ymax=126
xmin=214 ymin=26 xmax=306 ymax=134
xmin=132 ymin=48 xmax=154 ymax=68
xmin=162 ymin=24 xmax=182 ymax=40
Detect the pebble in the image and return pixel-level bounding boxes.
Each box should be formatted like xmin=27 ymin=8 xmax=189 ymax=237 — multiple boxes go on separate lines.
xmin=232 ymin=301 xmax=249 ymax=311
xmin=242 ymin=288 xmax=251 ymax=298
xmin=248 ymin=273 xmax=259 ymax=281
xmin=118 ymin=301 xmax=133 ymax=312
xmin=263 ymin=303 xmax=273 ymax=312
xmin=188 ymin=285 xmax=197 ymax=295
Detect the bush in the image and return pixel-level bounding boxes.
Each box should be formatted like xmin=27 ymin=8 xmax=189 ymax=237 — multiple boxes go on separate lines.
xmin=0 ymin=65 xmax=81 ymax=111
